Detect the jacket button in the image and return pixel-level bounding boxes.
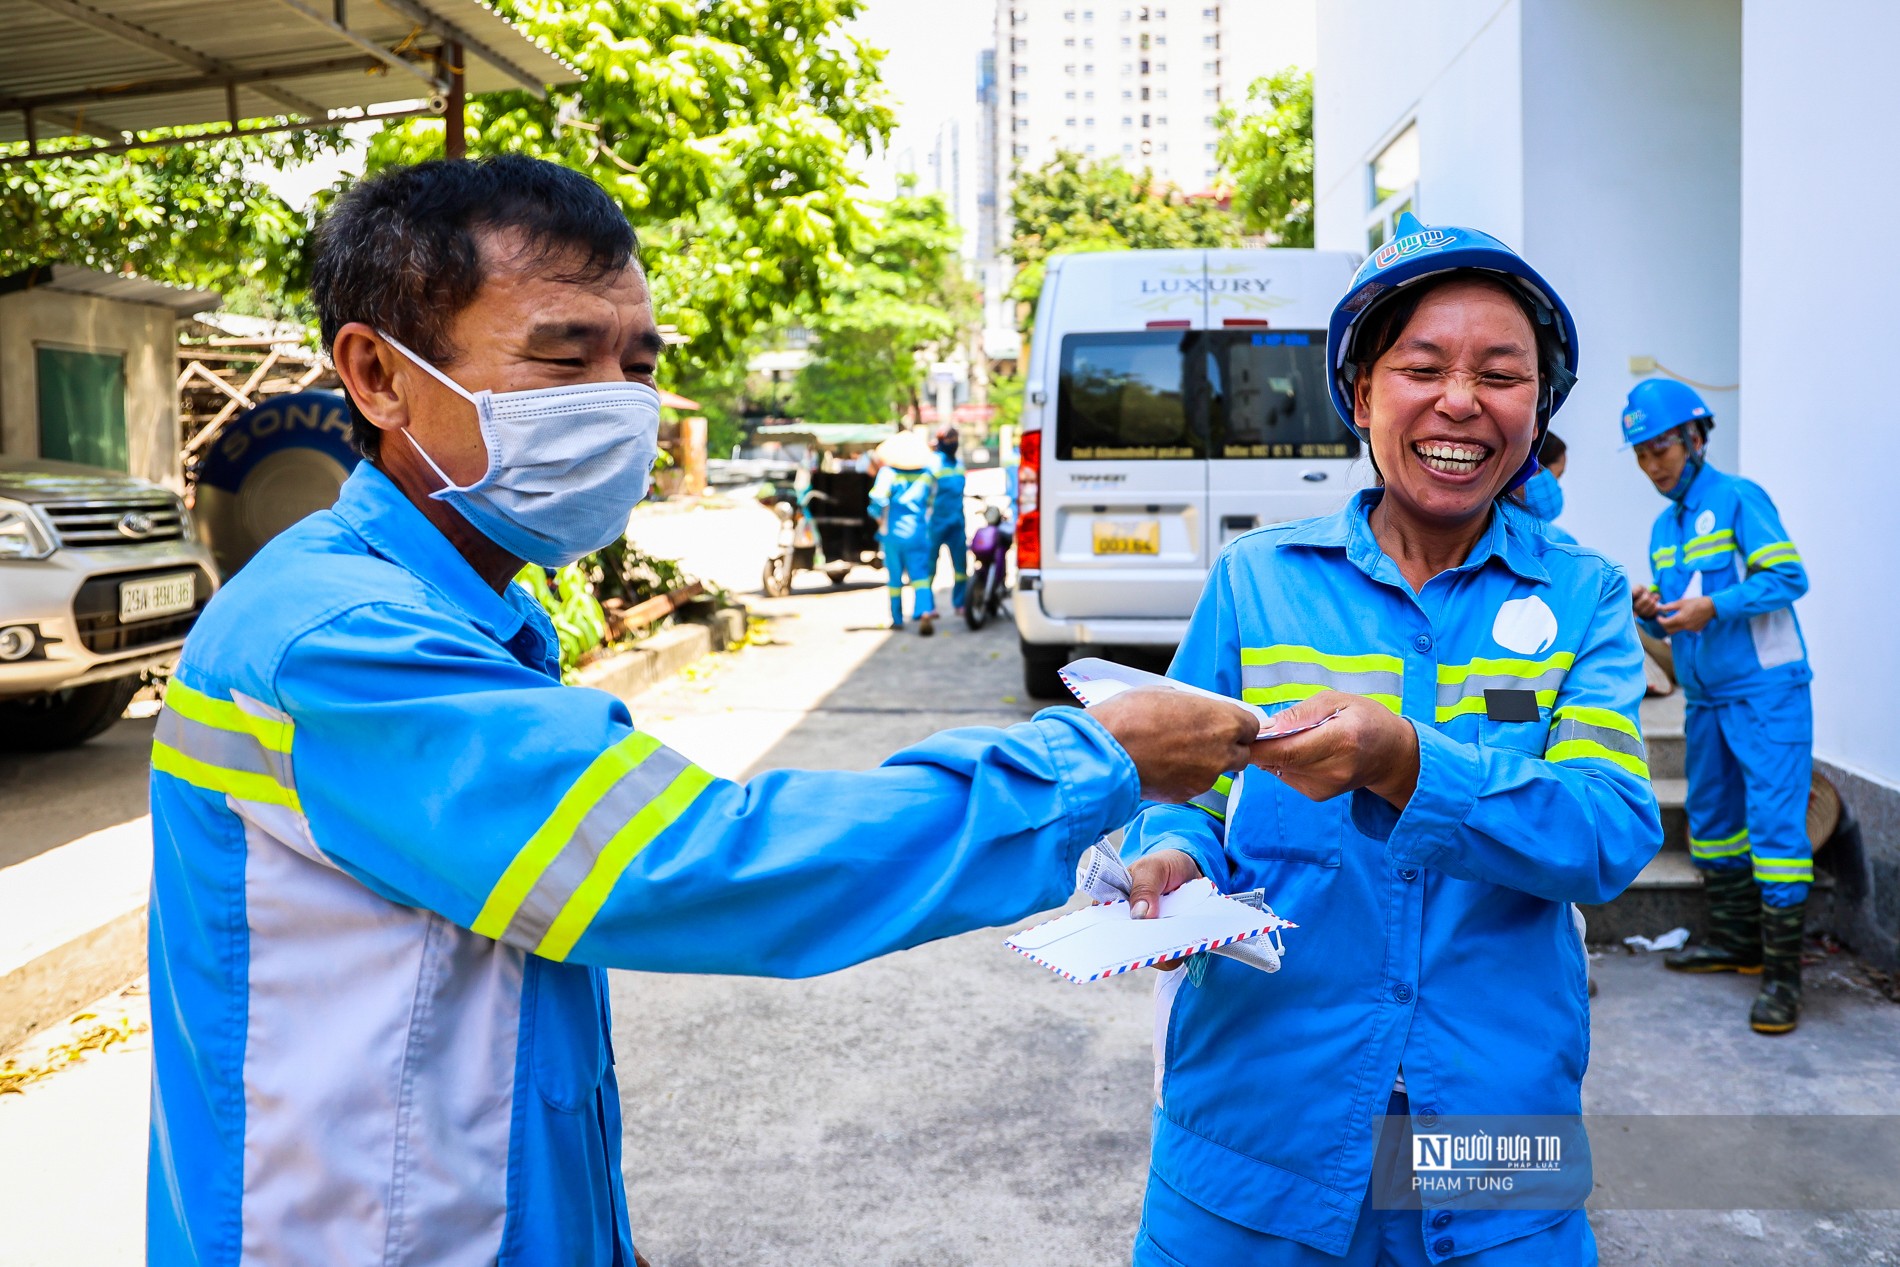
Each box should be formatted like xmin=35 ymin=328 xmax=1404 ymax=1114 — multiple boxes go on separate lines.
xmin=1398 ymin=868 xmax=1418 ymax=881
xmin=1392 ymin=983 xmax=1414 ymax=1003
xmin=1434 ymin=1238 xmax=1455 ymax=1256
xmin=1417 ymin=1108 xmax=1439 ymax=1128
xmin=1414 ymin=633 xmax=1433 ymax=652
xmin=1431 ymin=1211 xmax=1452 ymax=1230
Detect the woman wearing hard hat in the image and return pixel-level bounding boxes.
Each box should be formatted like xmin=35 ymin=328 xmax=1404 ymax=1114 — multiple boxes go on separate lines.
xmin=870 ymin=429 xmax=940 ymax=634
xmin=1119 ymin=215 xmax=1661 ymax=1265
xmin=1623 ymin=379 xmax=1814 ymax=1033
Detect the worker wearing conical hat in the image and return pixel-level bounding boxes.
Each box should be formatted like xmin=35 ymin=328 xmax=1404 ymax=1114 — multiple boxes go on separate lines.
xmin=871 ymin=429 xmax=939 ymax=634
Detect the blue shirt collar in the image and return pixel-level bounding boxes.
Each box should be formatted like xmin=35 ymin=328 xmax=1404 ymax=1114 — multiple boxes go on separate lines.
xmin=1275 ymin=488 xmax=1548 ymax=586
xmin=329 ymin=462 xmax=534 ymax=642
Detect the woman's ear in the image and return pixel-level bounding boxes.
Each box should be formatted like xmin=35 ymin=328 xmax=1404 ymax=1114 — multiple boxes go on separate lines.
xmin=1351 ymin=364 xmax=1375 ymax=432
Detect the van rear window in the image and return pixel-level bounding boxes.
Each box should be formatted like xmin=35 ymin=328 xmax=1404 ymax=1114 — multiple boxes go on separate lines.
xmin=1207 ymin=332 xmax=1358 ymax=460
xmin=1056 ymin=332 xmax=1202 ymax=461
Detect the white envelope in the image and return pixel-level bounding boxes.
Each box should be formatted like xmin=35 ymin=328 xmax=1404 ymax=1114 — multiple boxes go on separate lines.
xmin=1005 ymin=878 xmax=1292 ymax=984
xmin=1058 ymin=657 xmax=1342 ymax=741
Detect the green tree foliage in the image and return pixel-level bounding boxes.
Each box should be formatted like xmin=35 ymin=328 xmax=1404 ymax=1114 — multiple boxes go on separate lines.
xmin=366 ymin=0 xmax=896 ymax=396
xmin=792 ymin=180 xmax=974 ymax=426
xmin=0 ymin=129 xmax=344 ymax=304
xmin=1215 ymin=69 xmax=1314 ymax=246
xmin=1006 ymin=151 xmax=1239 ymax=317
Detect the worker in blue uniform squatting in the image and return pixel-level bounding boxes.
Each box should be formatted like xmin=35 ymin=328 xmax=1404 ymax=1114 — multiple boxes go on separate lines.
xmin=928 ymin=423 xmax=971 ymax=613
xmin=145 ymin=156 xmax=1276 ymax=1267
xmin=1622 ymin=378 xmax=1815 ymax=1033
xmin=1118 ymin=215 xmax=1663 ymax=1266
xmin=869 ymin=428 xmax=940 ymax=634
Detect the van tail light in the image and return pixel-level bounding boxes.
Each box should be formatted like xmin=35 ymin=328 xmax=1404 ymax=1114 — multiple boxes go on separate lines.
xmin=1146 ymin=319 xmax=1192 ymax=329
xmin=1016 ymin=428 xmax=1041 ymax=572
xmin=1222 ymin=318 xmax=1271 ymax=327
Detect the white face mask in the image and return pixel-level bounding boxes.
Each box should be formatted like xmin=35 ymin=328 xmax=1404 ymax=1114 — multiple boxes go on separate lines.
xmin=379 ymin=332 xmax=661 ymax=567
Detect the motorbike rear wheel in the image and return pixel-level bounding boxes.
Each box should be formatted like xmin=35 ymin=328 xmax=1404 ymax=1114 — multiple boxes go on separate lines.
xmin=964 ymin=564 xmax=991 ymax=630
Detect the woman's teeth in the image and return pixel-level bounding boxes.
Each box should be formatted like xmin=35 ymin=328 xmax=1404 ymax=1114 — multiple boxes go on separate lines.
xmin=1413 ymin=441 xmax=1489 ymax=475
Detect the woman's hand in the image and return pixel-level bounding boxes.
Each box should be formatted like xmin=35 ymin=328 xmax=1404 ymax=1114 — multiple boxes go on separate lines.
xmin=1254 ymin=690 xmax=1420 ymax=809
xmin=1124 ymin=848 xmax=1204 ymax=970
xmin=1631 ymin=585 xmax=1661 ymax=621
xmin=1657 ymin=594 xmax=1716 ymax=633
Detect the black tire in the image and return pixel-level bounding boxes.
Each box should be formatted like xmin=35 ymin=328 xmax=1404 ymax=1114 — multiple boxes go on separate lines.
xmin=964 ymin=565 xmax=991 ymax=630
xmin=0 ymin=677 xmax=142 ymax=752
xmin=1021 ymin=639 xmax=1070 ymax=701
xmin=761 ymin=552 xmax=793 ymax=597
xmin=825 ymin=564 xmax=853 ymax=587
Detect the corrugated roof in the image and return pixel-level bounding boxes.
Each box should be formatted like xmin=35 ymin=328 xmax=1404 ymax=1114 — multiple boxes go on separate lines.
xmin=0 ymin=264 xmax=221 ymax=313
xmin=0 ymin=0 xmax=579 ymax=146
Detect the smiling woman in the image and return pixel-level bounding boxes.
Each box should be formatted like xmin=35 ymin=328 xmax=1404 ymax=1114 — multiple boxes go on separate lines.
xmin=1119 ymin=215 xmax=1660 ymax=1267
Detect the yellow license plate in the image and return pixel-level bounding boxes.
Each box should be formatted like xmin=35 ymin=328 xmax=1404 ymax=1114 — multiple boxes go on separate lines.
xmin=1092 ymin=520 xmax=1161 ymax=556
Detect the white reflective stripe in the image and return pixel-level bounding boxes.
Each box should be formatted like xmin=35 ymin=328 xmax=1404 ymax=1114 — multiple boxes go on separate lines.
xmin=238 ymin=816 xmax=518 ymax=1267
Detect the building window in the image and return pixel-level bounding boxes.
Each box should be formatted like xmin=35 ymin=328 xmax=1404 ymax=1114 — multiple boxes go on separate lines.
xmin=1140 ymin=59 xmax=1151 ymax=73
xmin=1203 ymin=59 xmax=1216 ymax=72
xmin=1013 ymin=90 xmax=1029 ymax=104
xmin=1156 ymin=87 xmax=1168 ymax=99
xmin=1142 ymin=112 xmax=1151 ymax=127
xmin=1065 ymin=90 xmax=1077 ymax=100
xmin=1084 ymin=62 xmax=1095 ymax=73
xmin=1203 ymin=33 xmax=1218 ymax=47
xmin=1366 ymin=122 xmax=1420 ymax=249
xmin=1083 ymin=37 xmax=1094 ymax=48
xmin=38 ymin=347 xmax=128 ymax=470
xmin=1156 ymin=115 xmax=1167 ymax=125
xmin=1086 ymin=143 xmax=1098 ymax=154
xmin=1203 ymin=5 xmax=1218 ymax=17
xmin=1122 ymin=115 xmax=1133 ymax=126
xmin=1204 ymin=142 xmax=1216 ymax=153
xmin=1085 ymin=90 xmax=1095 ymax=100
xmin=1066 ymin=116 xmax=1078 ymax=127
xmin=1154 ymin=34 xmax=1166 ymax=46
xmin=1155 ymin=62 xmax=1167 ymax=72
xmin=1064 ymin=8 xmax=1075 ymax=18
xmin=1084 ymin=116 xmax=1096 ymax=127
xmin=1014 ymin=143 xmax=1030 ymax=158
xmin=1064 ymin=63 xmax=1076 ymax=73
xmin=1064 ymin=37 xmax=1075 ymax=46
xmin=1012 ymin=37 xmax=1026 ymax=52
xmin=1204 ymin=86 xmax=1219 ymax=99
xmin=1083 ymin=8 xmax=1095 ymax=18
xmin=1122 ymin=88 xmax=1134 ymax=99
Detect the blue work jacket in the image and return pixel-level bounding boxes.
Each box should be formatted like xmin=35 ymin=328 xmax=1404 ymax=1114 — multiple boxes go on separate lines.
xmin=147 ymin=463 xmax=1138 ymax=1266
xmin=870 ymin=464 xmax=936 ymax=542
xmin=1128 ymin=491 xmax=1660 ymax=1260
xmin=1641 ymin=463 xmax=1809 ymax=703
xmin=928 ymin=450 xmax=967 ymax=527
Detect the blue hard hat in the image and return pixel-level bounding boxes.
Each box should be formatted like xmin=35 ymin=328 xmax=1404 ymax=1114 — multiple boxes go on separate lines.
xmin=1326 ymin=212 xmax=1580 ymax=490
xmin=1621 ymin=378 xmax=1712 ymax=449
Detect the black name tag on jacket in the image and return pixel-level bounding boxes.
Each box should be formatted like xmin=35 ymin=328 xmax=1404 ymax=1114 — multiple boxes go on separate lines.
xmin=1484 ymin=689 xmax=1541 ymax=723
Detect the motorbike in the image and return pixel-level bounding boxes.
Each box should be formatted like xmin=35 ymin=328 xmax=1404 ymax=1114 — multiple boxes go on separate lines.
xmin=963 ymin=498 xmax=1014 ymax=630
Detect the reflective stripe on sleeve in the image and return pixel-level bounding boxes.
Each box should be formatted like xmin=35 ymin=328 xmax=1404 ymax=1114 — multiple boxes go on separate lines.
xmin=1689 ymin=827 xmax=1750 ymax=860
xmin=1434 ymin=653 xmax=1574 ymax=722
xmin=472 ymin=732 xmax=715 ymax=958
xmin=1746 ymin=540 xmax=1801 ymax=570
xmin=1544 ymin=705 xmax=1649 ymax=779
xmin=150 ymin=683 xmax=301 ymax=811
xmin=1189 ymin=773 xmax=1234 ymax=822
xmin=1651 ymin=546 xmax=1677 ymax=570
xmin=1239 ymin=646 xmax=1403 ymax=712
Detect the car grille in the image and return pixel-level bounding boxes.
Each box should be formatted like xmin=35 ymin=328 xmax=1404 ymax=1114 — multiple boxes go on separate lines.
xmin=71 ymin=565 xmax=214 ymax=655
xmin=42 ymin=496 xmax=186 ymax=547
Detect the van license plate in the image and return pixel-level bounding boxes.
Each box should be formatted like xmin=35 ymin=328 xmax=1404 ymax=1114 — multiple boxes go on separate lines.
xmin=119 ymin=572 xmax=197 ymax=623
xmin=1092 ymin=520 xmax=1161 ymax=556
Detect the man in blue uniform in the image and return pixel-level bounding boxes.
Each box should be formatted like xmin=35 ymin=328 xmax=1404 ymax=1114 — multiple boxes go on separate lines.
xmin=870 ymin=429 xmax=939 ymax=634
xmin=927 ymin=424 xmax=971 ymax=612
xmin=145 ymin=156 xmax=1269 ymax=1265
xmin=1624 ymin=378 xmax=1814 ymax=1033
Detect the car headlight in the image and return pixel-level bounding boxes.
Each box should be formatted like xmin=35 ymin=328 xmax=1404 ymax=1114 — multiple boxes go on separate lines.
xmin=0 ymin=497 xmax=55 ymax=561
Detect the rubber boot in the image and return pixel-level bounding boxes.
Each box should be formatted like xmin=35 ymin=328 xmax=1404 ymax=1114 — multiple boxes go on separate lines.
xmin=1749 ymin=901 xmax=1805 ymax=1034
xmin=1665 ymin=868 xmax=1763 ymax=973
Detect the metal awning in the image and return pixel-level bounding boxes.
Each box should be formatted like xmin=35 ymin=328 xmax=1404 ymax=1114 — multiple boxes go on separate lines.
xmin=0 ymin=263 xmax=220 ymax=314
xmin=0 ymin=0 xmax=578 ymax=156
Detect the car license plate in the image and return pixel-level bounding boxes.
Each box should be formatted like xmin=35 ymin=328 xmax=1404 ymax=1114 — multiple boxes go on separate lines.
xmin=119 ymin=572 xmax=197 ymax=623
xmin=1092 ymin=520 xmax=1161 ymax=556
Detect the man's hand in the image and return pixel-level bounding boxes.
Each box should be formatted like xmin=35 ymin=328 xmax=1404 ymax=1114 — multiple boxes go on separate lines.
xmin=1091 ymin=688 xmax=1260 ymax=803
xmin=1253 ymin=690 xmax=1420 ymax=809
xmin=1632 ymin=585 xmax=1662 ymax=621
xmin=1126 ymin=848 xmax=1204 ymax=969
xmin=1657 ymin=594 xmax=1716 ymax=633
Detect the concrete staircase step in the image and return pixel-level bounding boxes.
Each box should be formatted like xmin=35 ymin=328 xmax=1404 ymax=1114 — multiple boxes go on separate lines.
xmin=1580 ymin=850 xmax=1836 ymax=944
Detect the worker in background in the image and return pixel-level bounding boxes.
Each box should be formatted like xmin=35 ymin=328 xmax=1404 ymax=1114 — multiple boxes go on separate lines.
xmin=927 ymin=424 xmax=971 ymax=613
xmin=1511 ymin=429 xmax=1578 ymax=545
xmin=145 ymin=156 xmax=1273 ymax=1265
xmin=1119 ymin=215 xmax=1660 ymax=1265
xmin=1625 ymin=378 xmax=1815 ymax=1033
xmin=870 ymin=428 xmax=939 ymax=635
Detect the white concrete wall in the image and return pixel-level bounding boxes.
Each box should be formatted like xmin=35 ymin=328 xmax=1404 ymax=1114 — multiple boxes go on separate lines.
xmin=0 ymin=289 xmax=181 ymax=490
xmin=1314 ymin=0 xmax=1525 ymax=255
xmin=1521 ymin=0 xmax=1742 ymax=576
xmin=1740 ymin=0 xmax=1900 ymax=788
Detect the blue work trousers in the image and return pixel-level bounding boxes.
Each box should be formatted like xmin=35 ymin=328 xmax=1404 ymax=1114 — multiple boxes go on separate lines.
xmin=1134 ymin=1094 xmax=1597 ymax=1266
xmin=1684 ymin=685 xmax=1814 ymax=906
xmin=883 ymin=534 xmax=936 ymax=626
xmin=930 ymin=518 xmax=970 ymax=609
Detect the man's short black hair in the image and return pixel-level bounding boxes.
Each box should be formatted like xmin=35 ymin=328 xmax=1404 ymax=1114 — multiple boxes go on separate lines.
xmin=310 ymin=155 xmax=638 ymax=460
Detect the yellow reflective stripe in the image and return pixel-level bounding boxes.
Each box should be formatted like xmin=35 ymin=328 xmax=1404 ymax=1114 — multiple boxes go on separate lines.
xmin=1437 ymin=652 xmax=1576 ymax=685
xmin=163 ymin=680 xmax=293 ymax=753
xmin=472 ymin=732 xmax=662 ymax=940
xmin=537 ymin=766 xmax=717 ymax=960
xmin=1550 ymin=704 xmax=1642 ymax=741
xmin=1746 ymin=540 xmax=1796 ymax=567
xmin=1753 ymin=858 xmax=1814 ymax=879
xmin=1749 ymin=547 xmax=1801 ymax=570
xmin=1437 ymin=690 xmax=1558 ymax=721
xmin=1240 ymin=645 xmax=1403 ymax=674
xmin=1242 ymin=682 xmax=1401 ymax=713
xmin=1544 ymin=739 xmax=1649 ymax=779
xmin=1651 ymin=547 xmax=1677 ymax=567
xmin=1689 ymin=827 xmax=1750 ymax=858
xmin=152 ymin=740 xmax=303 ymax=810
xmin=1686 ymin=529 xmax=1735 ymax=549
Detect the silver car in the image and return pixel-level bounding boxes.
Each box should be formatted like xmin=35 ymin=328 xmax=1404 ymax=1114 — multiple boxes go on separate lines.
xmin=0 ymin=457 xmax=219 ymax=749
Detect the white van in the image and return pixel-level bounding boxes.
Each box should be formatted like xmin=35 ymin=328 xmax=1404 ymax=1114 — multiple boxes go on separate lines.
xmin=1013 ymin=247 xmax=1370 ymax=697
